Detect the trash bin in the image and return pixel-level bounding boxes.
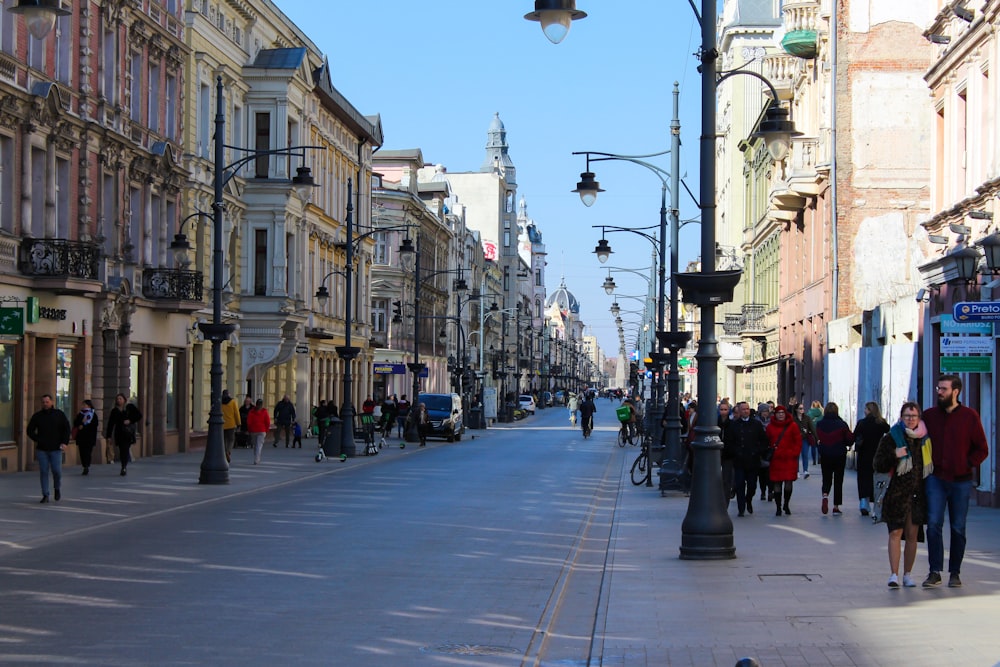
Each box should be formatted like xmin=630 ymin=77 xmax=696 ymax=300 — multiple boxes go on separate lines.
xmin=468 ymin=406 xmax=483 ymax=430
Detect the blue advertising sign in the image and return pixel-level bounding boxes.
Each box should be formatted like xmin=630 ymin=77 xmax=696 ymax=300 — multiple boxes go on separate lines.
xmin=940 ymin=314 xmax=994 ymax=335
xmin=953 ymin=302 xmax=1000 ymax=322
xmin=373 ymin=363 xmax=406 ymax=375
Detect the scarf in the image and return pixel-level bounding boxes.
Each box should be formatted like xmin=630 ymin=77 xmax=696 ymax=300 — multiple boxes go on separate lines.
xmin=81 ymin=408 xmax=94 ymax=426
xmin=889 ymin=419 xmax=930 ymax=477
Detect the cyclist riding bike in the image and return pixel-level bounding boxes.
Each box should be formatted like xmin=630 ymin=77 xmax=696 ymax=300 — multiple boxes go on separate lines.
xmin=579 ymin=393 xmax=596 ymax=437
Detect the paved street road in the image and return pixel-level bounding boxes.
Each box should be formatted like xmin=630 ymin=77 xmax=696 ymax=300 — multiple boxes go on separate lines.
xmin=0 ymin=404 xmax=618 ymax=666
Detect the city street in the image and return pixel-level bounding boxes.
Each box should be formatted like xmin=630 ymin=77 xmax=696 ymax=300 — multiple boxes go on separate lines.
xmin=1 ymin=401 xmax=999 ymax=666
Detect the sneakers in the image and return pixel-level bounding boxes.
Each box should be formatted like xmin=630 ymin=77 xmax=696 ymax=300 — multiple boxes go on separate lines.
xmin=922 ymin=571 xmax=942 ymax=588
xmin=887 ymin=574 xmax=899 ymax=589
xmin=902 ymin=574 xmax=916 ymax=588
xmin=821 ymin=496 xmax=829 ymax=514
xmin=860 ymin=498 xmax=870 ymax=516
xmin=832 ymin=507 xmax=842 ymax=516
xmin=803 ymin=471 xmax=810 ymax=479
xmin=948 ymin=573 xmax=962 ymax=588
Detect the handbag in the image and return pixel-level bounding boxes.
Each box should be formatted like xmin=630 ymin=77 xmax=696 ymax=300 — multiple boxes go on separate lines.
xmin=921 ymin=438 xmax=933 ymax=477
xmin=871 ymin=470 xmax=892 ymax=524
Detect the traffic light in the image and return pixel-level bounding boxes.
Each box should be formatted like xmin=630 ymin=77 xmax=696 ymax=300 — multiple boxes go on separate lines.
xmin=391 ymin=300 xmax=402 ymax=323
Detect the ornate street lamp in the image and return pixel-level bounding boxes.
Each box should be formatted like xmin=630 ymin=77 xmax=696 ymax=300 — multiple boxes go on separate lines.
xmin=523 ymin=0 xmax=586 ymax=44
xmin=7 ymin=0 xmax=69 ymax=40
xmin=198 ymin=77 xmax=323 ymax=484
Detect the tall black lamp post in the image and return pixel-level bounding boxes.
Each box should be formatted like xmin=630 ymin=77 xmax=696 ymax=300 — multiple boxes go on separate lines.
xmin=195 ymin=76 xmax=324 ymax=484
xmin=315 ymin=197 xmax=413 ymax=457
xmin=525 ymin=1 xmax=798 ymax=559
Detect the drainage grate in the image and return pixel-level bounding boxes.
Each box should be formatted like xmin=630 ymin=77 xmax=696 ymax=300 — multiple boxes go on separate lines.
xmin=757 ymin=573 xmax=821 ymax=582
xmin=421 ymin=644 xmax=521 ymax=656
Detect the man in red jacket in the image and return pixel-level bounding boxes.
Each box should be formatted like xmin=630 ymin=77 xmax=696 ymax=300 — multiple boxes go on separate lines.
xmin=921 ymin=374 xmax=989 ymax=589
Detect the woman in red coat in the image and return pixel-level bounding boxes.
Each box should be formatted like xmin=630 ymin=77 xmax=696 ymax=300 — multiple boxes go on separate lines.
xmin=766 ymin=405 xmax=803 ymax=516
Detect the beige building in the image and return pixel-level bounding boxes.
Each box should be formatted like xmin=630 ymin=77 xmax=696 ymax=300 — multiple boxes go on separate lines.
xmin=182 ymin=0 xmax=382 ymax=438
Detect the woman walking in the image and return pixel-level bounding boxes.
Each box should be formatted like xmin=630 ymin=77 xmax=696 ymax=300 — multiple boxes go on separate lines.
xmin=73 ymin=400 xmax=99 ymax=475
xmin=873 ymin=402 xmax=929 ymax=588
xmin=105 ymin=394 xmax=141 ymax=476
xmin=766 ymin=406 xmax=803 ymax=515
xmin=814 ymin=402 xmax=853 ymax=515
xmin=806 ymin=400 xmax=824 ymax=464
xmin=247 ymin=398 xmax=270 ymax=464
xmin=854 ymin=401 xmax=890 ymax=516
xmin=793 ymin=403 xmax=816 ymax=479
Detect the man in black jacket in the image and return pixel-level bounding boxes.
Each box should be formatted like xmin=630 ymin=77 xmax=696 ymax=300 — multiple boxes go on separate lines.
xmin=722 ymin=401 xmax=770 ymax=517
xmin=26 ymin=394 xmax=71 ymax=503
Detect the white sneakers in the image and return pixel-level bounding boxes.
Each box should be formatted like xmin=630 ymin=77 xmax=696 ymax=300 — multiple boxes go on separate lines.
xmin=889 ymin=573 xmax=917 ymax=588
xmin=888 ymin=573 xmax=900 ymax=588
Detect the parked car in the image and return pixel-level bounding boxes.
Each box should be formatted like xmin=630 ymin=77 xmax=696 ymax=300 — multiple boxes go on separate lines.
xmin=419 ymin=393 xmax=464 ymax=441
xmin=554 ymin=390 xmax=567 ymax=406
xmin=541 ymin=391 xmax=553 ymax=407
xmin=518 ymin=394 xmax=536 ymax=415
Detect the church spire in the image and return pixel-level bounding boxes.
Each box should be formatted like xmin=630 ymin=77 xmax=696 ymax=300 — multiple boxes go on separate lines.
xmin=480 ymin=113 xmax=517 ymax=187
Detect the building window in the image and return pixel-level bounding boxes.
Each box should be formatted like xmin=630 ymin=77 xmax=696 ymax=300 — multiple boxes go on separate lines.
xmin=255 ymin=112 xmax=270 ymax=178
xmin=0 ymin=343 xmax=14 ymax=443
xmin=254 ymin=229 xmax=268 ymax=295
xmin=148 ymin=63 xmax=160 ymax=132
xmin=55 ymin=347 xmax=73 ymax=416
xmin=372 ymin=299 xmax=387 ymax=333
xmin=373 ymin=232 xmax=388 ymax=264
xmin=56 ymin=157 xmax=69 ymax=239
xmin=0 ymin=134 xmax=12 ymax=234
xmin=535 ymin=269 xmax=541 ymax=286
xmin=199 ymin=83 xmax=210 ymax=158
xmin=129 ymin=52 xmax=142 ymax=122
xmin=101 ymin=26 xmax=117 ymax=103
xmin=0 ymin=3 xmax=14 ymax=54
xmin=129 ymin=352 xmax=142 ymax=435
xmin=165 ymin=74 xmax=177 ymax=139
xmin=54 ymin=12 xmax=72 ymax=85
xmin=165 ymin=353 xmax=177 ymax=429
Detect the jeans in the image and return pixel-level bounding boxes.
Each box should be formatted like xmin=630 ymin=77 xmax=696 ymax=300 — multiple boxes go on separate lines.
xmin=799 ymin=444 xmax=810 ymax=474
xmin=252 ymin=432 xmax=265 ymax=464
xmin=224 ymin=428 xmax=235 ymax=460
xmin=37 ymin=449 xmax=63 ymax=497
xmin=925 ymin=475 xmax=973 ymax=574
xmin=820 ymin=453 xmax=846 ymax=506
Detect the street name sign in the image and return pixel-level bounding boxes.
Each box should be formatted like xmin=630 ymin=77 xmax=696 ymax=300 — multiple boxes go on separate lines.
xmin=953 ymin=301 xmax=1000 ymax=322
xmin=939 ymin=336 xmax=994 ymax=354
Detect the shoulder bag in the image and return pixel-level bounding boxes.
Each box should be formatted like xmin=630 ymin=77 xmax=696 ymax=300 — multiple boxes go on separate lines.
xmin=871 ymin=470 xmax=892 ymax=524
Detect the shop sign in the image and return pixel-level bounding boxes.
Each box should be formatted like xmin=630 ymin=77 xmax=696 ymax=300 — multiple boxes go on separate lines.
xmin=0 ymin=307 xmax=24 ymax=335
xmin=373 ymin=363 xmax=406 ymax=375
xmin=953 ymin=301 xmax=1000 ymax=322
xmin=940 ymin=356 xmax=993 ymax=373
xmin=940 ymin=336 xmax=994 ymax=355
xmin=940 ymin=314 xmax=993 ymax=335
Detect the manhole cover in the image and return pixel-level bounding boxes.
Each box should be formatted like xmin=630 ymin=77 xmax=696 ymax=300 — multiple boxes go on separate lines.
xmin=421 ymin=644 xmax=521 ymax=656
xmin=758 ymin=573 xmax=820 ymax=582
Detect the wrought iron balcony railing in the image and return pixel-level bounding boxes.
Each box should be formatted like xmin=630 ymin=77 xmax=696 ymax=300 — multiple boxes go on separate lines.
xmin=141 ymin=268 xmax=204 ymax=301
xmin=722 ymin=312 xmax=743 ymax=336
xmin=19 ymin=238 xmax=100 ymax=280
xmin=741 ymin=303 xmax=767 ymax=333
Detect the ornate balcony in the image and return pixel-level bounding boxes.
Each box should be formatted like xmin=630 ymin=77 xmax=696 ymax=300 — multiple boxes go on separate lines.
xmin=141 ymin=268 xmax=204 ymax=311
xmin=781 ymin=0 xmax=821 ymax=59
xmin=723 ymin=312 xmax=743 ymax=337
xmin=763 ymin=53 xmax=803 ymax=101
xmin=740 ymin=304 xmax=768 ymax=337
xmin=19 ymin=238 xmax=102 ymax=293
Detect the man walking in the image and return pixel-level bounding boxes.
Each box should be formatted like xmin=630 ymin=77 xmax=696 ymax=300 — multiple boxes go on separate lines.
xmin=273 ymin=395 xmax=296 ymax=448
xmin=921 ymin=374 xmax=989 ymax=588
xmin=26 ymin=394 xmax=71 ymax=503
xmin=221 ymin=389 xmax=241 ymax=463
xmin=723 ymin=401 xmax=770 ymax=517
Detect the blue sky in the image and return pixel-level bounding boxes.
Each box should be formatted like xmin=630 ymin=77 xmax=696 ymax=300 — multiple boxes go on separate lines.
xmin=276 ymin=1 xmax=707 ymax=357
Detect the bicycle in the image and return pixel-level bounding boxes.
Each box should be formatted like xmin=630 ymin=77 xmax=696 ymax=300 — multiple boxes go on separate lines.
xmin=617 ymin=421 xmax=634 ymax=447
xmin=581 ymin=413 xmax=593 ymax=439
xmin=630 ymin=434 xmax=652 ymax=486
